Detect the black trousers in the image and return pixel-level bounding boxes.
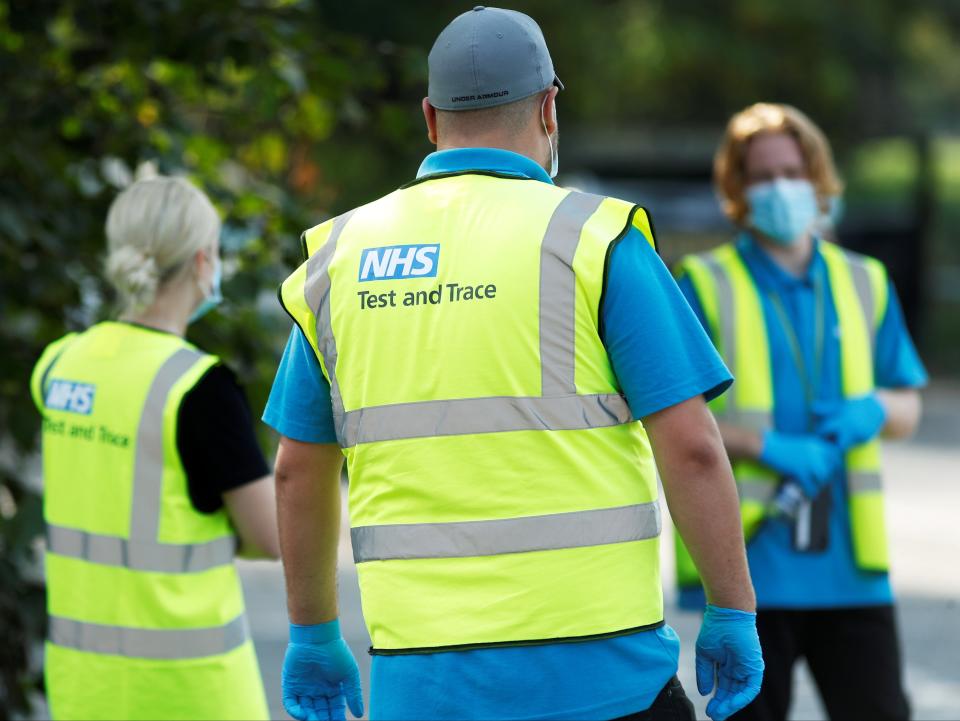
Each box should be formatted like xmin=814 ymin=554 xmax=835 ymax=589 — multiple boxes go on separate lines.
xmin=730 ymin=605 xmax=910 ymax=721
xmin=612 ymin=676 xmax=695 ymax=721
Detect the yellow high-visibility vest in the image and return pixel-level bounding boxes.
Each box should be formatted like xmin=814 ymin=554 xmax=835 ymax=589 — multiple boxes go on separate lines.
xmin=281 ymin=172 xmax=665 ymax=652
xmin=673 ymin=241 xmax=890 ymax=590
xmin=31 ymin=321 xmax=268 ymax=721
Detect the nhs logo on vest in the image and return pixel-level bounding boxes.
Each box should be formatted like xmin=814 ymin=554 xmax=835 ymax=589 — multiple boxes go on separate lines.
xmin=358 ymin=244 xmax=439 ymax=282
xmin=45 ymin=380 xmax=96 ymax=415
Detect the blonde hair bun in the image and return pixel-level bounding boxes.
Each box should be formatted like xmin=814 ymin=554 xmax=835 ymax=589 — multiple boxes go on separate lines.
xmin=103 ymin=176 xmax=220 ymax=312
xmin=105 ymin=245 xmax=160 ymax=311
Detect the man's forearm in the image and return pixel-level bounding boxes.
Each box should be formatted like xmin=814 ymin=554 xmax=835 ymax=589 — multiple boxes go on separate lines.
xmin=645 ymin=397 xmax=756 ymax=611
xmin=664 ymin=452 xmax=756 ymax=611
xmin=275 ymin=437 xmax=344 ymax=624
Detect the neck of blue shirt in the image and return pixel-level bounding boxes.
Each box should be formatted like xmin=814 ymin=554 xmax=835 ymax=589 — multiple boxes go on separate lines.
xmin=416 ymin=147 xmax=553 ymax=185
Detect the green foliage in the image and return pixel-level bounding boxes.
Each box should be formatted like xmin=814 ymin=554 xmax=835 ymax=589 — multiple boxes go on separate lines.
xmin=0 ymin=0 xmax=429 ymax=714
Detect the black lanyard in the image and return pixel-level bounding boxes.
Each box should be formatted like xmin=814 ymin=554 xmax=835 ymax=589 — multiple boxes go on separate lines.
xmin=765 ymin=272 xmax=825 ymax=430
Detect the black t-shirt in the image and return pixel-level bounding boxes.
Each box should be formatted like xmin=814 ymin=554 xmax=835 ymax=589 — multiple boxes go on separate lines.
xmin=176 ymin=364 xmax=270 ymax=514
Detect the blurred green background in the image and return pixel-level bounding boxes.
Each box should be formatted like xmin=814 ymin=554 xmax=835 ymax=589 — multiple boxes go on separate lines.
xmin=1 ymin=0 xmax=958 ymax=714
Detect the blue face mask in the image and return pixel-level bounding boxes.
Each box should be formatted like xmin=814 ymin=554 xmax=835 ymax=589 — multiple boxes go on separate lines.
xmin=189 ymin=256 xmax=222 ymax=323
xmin=810 ymin=194 xmax=845 ymax=238
xmin=827 ymin=194 xmax=844 ymax=227
xmin=746 ymin=178 xmax=819 ymax=245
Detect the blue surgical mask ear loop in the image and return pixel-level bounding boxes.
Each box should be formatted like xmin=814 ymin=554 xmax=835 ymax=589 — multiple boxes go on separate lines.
xmin=189 ymin=250 xmax=223 ymax=323
xmin=541 ymin=95 xmax=558 ymax=179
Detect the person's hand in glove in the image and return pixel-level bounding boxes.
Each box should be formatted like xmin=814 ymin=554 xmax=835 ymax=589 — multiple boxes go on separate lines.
xmin=812 ymin=393 xmax=886 ymax=451
xmin=695 ymin=605 xmax=765 ymax=721
xmin=282 ymin=620 xmax=364 ymax=721
xmin=759 ymin=430 xmax=844 ymax=499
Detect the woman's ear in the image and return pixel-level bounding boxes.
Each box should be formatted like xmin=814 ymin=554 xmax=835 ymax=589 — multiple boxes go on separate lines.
xmin=191 ymin=247 xmax=211 ymax=283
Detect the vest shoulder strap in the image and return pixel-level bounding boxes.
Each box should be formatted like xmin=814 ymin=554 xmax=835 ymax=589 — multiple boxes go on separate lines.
xmin=630 ymin=207 xmax=657 ymax=251
xmin=301 ymin=217 xmax=337 ymax=261
xmin=676 ymin=243 xmax=773 ymax=422
xmin=301 ymin=189 xmax=399 ymax=261
xmin=282 ymin=209 xmax=360 ymax=381
xmin=673 ymin=242 xmax=742 ymax=347
xmin=591 ymin=195 xmax=658 ymax=253
xmin=31 ymin=332 xmax=80 ymax=413
xmin=819 ymin=242 xmax=889 ymax=332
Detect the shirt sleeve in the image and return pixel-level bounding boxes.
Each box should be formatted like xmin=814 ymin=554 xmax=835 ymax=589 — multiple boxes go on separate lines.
xmin=874 ymin=279 xmax=928 ymax=389
xmin=262 ymin=326 xmax=338 ymax=443
xmin=601 ymin=228 xmax=732 ymax=419
xmin=177 ymin=364 xmax=271 ymax=514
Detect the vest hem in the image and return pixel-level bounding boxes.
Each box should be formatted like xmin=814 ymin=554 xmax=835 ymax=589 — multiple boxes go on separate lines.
xmin=367 ymin=618 xmax=666 ymax=656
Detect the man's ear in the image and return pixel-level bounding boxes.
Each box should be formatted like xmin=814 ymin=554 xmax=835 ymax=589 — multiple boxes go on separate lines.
xmin=422 ymin=98 xmax=438 ymax=145
xmin=542 ymin=86 xmax=559 ymax=135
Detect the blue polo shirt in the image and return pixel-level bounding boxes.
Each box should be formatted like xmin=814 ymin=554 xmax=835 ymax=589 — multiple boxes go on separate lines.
xmin=677 ymin=233 xmax=927 ymax=610
xmin=264 ymin=148 xmax=732 ymax=720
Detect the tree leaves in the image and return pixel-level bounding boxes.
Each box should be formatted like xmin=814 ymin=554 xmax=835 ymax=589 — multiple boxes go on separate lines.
xmin=0 ymin=1 xmax=428 ymax=714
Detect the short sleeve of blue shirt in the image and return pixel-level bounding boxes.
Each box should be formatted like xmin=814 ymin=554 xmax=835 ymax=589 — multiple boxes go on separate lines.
xmin=874 ymin=280 xmax=928 ymax=388
xmin=262 ymin=327 xmax=338 ymax=443
xmin=602 ymin=228 xmax=732 ymax=418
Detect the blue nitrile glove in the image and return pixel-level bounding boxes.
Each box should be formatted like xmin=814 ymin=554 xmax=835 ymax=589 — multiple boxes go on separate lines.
xmin=282 ymin=620 xmax=364 ymax=721
xmin=695 ymin=605 xmax=764 ymax=721
xmin=759 ymin=430 xmax=844 ymax=499
xmin=813 ymin=393 xmax=886 ymax=451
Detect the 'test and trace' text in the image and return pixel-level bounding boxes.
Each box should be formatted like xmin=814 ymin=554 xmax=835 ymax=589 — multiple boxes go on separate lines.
xmin=358 ymin=282 xmax=497 ymax=310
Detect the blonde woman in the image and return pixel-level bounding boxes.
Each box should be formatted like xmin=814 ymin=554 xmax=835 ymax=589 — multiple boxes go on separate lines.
xmin=31 ymin=176 xmax=276 ymax=720
xmin=673 ymin=104 xmax=925 ymax=719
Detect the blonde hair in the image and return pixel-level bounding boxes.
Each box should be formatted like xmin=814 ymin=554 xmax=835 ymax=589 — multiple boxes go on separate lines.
xmin=104 ymin=176 xmax=220 ymax=311
xmin=714 ymin=103 xmax=843 ymax=225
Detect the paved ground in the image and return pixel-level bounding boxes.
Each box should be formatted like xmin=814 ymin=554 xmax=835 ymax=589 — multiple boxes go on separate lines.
xmin=238 ymin=383 xmax=960 ymax=719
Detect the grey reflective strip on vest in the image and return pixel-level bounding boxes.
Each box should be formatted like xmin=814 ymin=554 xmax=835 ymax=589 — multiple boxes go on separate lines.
xmin=722 ymin=409 xmax=771 ymax=434
xmin=305 ymin=210 xmax=357 ymax=445
xmin=736 ymin=480 xmax=777 ymax=505
xmin=305 ymin=191 xmax=634 ymax=449
xmin=539 ymin=192 xmax=605 ymax=395
xmin=842 ymin=250 xmax=878 ymax=355
xmin=49 ymin=614 xmax=249 ymax=660
xmin=352 ymin=502 xmax=660 ymax=563
xmin=698 ymin=253 xmax=776 ymax=431
xmin=848 ymin=471 xmax=883 ymax=494
xmin=46 ymin=524 xmax=235 ymax=573
xmin=46 ymin=348 xmax=237 ymax=573
xmin=130 ymin=348 xmax=208 ymax=540
xmin=700 ymin=253 xmax=737 ymax=380
xmin=836 ymin=253 xmax=884 ymax=496
xmin=340 ymin=392 xmax=632 ymax=447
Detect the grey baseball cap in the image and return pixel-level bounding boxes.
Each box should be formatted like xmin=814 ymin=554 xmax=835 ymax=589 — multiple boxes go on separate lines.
xmin=428 ymin=6 xmax=563 ymax=111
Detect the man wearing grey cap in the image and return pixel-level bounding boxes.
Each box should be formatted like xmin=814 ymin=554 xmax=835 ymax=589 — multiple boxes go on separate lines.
xmin=267 ymin=7 xmax=764 ymax=721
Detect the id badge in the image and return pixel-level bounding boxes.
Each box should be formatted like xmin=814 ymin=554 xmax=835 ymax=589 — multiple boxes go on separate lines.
xmin=792 ymin=486 xmax=831 ymax=552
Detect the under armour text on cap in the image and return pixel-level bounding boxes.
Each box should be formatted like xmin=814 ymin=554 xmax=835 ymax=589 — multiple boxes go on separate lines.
xmin=428 ymin=6 xmax=563 ymax=111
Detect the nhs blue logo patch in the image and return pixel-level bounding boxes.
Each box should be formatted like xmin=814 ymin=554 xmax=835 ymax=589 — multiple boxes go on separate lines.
xmin=359 ymin=244 xmax=439 ymax=282
xmin=45 ymin=380 xmax=96 ymax=415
